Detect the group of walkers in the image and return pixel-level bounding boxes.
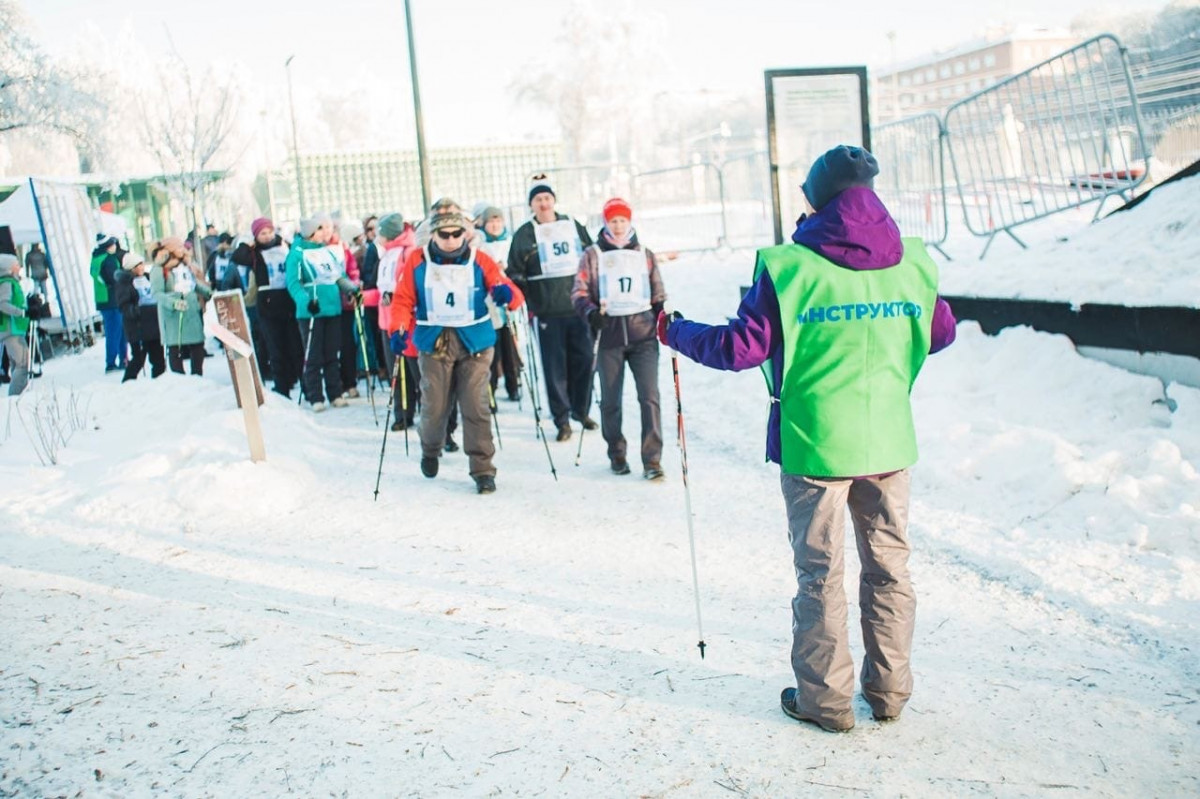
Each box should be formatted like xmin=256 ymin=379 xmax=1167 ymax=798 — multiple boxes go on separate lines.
xmin=5 ymin=145 xmax=961 ymax=737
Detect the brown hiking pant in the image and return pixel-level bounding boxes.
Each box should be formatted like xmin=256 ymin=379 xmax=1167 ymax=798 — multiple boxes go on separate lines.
xmin=417 ymin=332 xmax=495 ymax=478
xmin=780 ymin=470 xmax=915 ymax=725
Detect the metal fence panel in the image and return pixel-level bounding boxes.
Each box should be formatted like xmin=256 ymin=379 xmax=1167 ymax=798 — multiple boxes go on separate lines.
xmin=872 ymin=113 xmax=949 ymax=252
xmin=944 ymin=34 xmax=1149 ymax=248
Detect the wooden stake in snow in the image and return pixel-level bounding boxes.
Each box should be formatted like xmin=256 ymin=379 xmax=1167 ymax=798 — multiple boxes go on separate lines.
xmin=208 ymin=291 xmax=266 ymax=463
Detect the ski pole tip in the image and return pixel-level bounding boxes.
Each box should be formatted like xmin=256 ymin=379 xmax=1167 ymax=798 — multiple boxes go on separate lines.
xmin=698 ymin=640 xmax=706 ymax=659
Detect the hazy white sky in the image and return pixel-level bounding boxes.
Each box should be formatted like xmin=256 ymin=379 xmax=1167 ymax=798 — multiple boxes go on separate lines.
xmin=23 ymin=0 xmax=1174 ymax=149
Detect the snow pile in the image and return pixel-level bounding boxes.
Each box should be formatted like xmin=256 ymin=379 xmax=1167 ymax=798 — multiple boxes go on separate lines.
xmin=939 ymin=174 xmax=1200 ymax=307
xmin=1 ymin=253 xmax=1197 ymax=796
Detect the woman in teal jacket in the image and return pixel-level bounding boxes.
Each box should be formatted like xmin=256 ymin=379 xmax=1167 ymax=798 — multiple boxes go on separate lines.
xmin=286 ymin=213 xmax=360 ymax=411
xmin=152 ymin=237 xmax=213 ymax=375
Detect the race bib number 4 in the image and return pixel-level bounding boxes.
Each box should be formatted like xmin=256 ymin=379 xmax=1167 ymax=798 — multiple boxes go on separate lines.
xmin=534 ymin=220 xmax=581 ymax=277
xmin=598 ymin=249 xmax=651 ymax=316
xmin=425 ymin=263 xmax=476 ymax=327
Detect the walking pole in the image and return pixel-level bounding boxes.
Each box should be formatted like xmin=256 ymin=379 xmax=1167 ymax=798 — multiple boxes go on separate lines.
xmin=353 ymin=301 xmax=378 ymax=425
xmin=670 ymin=348 xmax=706 ymax=659
xmin=298 ymin=317 xmax=315 ymax=406
xmin=373 ymin=355 xmax=405 ymax=501
xmin=575 ymin=332 xmax=602 ymax=467
xmin=399 ymin=353 xmax=410 ymax=457
xmin=521 ymin=310 xmax=557 ymax=481
xmin=508 ymin=316 xmax=525 ymax=411
xmin=488 ymin=383 xmax=502 ymax=450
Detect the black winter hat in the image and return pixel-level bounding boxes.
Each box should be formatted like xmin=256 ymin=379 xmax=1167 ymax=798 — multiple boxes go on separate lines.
xmin=801 ymin=145 xmax=879 ymax=211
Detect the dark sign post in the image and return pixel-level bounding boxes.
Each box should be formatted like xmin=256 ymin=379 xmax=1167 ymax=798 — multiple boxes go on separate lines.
xmin=765 ymin=67 xmax=871 ymax=244
xmin=209 ymin=290 xmax=266 ymax=462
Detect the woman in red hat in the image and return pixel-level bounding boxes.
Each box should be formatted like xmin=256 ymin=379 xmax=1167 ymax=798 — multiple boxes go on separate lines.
xmin=571 ymin=197 xmax=667 ymax=480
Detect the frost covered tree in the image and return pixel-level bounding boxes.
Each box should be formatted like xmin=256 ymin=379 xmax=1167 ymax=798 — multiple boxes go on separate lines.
xmin=511 ymin=0 xmax=666 ymax=165
xmin=0 ymin=1 xmax=102 ymax=150
xmin=137 ymin=42 xmax=244 ymax=257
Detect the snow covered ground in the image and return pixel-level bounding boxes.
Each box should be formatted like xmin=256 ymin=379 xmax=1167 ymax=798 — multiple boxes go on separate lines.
xmin=2 ymin=244 xmax=1198 ymax=797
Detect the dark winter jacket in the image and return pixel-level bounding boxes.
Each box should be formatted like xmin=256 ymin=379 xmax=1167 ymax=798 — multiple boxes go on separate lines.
xmin=571 ymin=229 xmax=666 ymax=349
xmin=115 ymin=269 xmax=161 ymax=343
xmin=507 ymin=213 xmax=593 ymax=318
xmin=26 ymin=249 xmax=48 ymax=282
xmin=233 ymin=236 xmax=295 ymax=320
xmin=667 ymin=187 xmax=957 ymax=465
xmin=359 ymin=240 xmax=379 ymax=290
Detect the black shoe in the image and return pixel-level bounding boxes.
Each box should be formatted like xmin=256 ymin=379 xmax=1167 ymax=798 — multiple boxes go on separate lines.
xmin=391 ymin=419 xmax=407 ymax=432
xmin=642 ymin=464 xmax=664 ymax=481
xmin=780 ymin=688 xmax=854 ymax=733
xmin=611 ymin=458 xmax=631 ymax=475
xmin=555 ymin=424 xmax=572 ymax=442
xmin=506 ymin=392 xmax=520 ymax=402
xmin=474 ymin=475 xmax=496 ymax=494
xmin=872 ymin=712 xmax=901 ymax=723
xmin=420 ymin=455 xmax=439 ymax=478
xmin=444 ymin=436 xmax=459 ymax=453
xmin=573 ymin=414 xmax=599 ymax=431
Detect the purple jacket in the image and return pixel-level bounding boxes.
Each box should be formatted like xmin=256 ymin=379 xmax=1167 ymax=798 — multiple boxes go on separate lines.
xmin=666 ymin=187 xmax=956 ymax=465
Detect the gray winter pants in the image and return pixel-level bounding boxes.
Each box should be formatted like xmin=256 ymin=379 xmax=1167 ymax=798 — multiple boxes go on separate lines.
xmin=418 ymin=331 xmax=495 ymax=477
xmin=2 ymin=334 xmax=29 ymax=396
xmin=598 ymin=338 xmax=662 ymax=467
xmin=780 ymin=469 xmax=915 ymax=726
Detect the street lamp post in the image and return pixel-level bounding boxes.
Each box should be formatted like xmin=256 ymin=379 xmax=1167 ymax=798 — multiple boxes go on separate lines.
xmin=404 ymin=0 xmax=433 ymax=212
xmin=284 ymin=55 xmax=306 ymax=219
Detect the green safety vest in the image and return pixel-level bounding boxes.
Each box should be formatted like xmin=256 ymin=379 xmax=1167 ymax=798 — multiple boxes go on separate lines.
xmin=0 ymin=275 xmax=29 ymax=336
xmin=91 ymin=252 xmax=109 ymax=305
xmin=755 ymin=237 xmax=938 ymax=477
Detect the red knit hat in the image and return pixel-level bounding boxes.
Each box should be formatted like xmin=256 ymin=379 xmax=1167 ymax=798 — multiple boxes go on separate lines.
xmin=602 ymin=197 xmax=633 ymax=222
xmin=251 ymin=217 xmax=274 ymax=238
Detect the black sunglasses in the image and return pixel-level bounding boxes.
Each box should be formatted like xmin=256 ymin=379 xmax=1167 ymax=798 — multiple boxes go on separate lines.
xmin=435 ymin=228 xmax=465 ymax=240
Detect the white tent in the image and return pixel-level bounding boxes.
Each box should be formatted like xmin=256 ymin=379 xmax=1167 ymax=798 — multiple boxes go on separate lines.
xmin=0 ymin=178 xmax=115 ymax=339
xmin=0 ymin=181 xmax=44 ymax=245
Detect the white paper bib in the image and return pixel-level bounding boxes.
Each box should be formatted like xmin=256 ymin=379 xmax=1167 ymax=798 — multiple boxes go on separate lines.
xmin=170 ymin=265 xmax=196 ymax=295
xmin=533 ymin=220 xmax=581 ymax=278
xmin=133 ymin=275 xmax=155 ymax=306
xmin=376 ymin=248 xmax=403 ymax=294
xmin=263 ymin=246 xmax=289 ymax=290
xmin=423 ymin=258 xmax=482 ymax=328
xmin=480 ymin=238 xmax=512 ymax=269
xmin=598 ymin=248 xmax=651 ymax=316
xmin=303 ymin=248 xmax=341 ymax=286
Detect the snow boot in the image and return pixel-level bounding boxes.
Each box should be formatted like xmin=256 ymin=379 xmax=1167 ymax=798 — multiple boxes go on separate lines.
xmin=611 ymin=458 xmax=631 ymax=475
xmin=311 ymin=401 xmax=327 ymax=413
xmin=331 ymin=396 xmax=349 ymax=408
xmin=556 ymin=424 xmax=572 ymax=442
xmin=642 ymin=463 xmax=664 ymax=481
xmin=474 ymin=475 xmax=496 ymax=494
xmin=573 ymin=414 xmax=598 ymax=431
xmin=420 ymin=455 xmax=439 ymax=478
xmin=780 ymin=688 xmax=854 ymax=733
xmin=444 ymin=435 xmax=459 ymax=453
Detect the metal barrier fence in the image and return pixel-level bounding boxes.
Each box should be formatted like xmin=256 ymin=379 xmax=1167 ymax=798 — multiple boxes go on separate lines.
xmin=517 ymin=155 xmax=774 ymax=254
xmin=944 ymin=35 xmax=1149 ymax=257
xmin=872 ymin=113 xmax=950 ymax=257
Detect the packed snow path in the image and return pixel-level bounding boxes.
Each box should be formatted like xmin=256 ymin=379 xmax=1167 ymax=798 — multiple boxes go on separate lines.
xmin=2 ymin=254 xmax=1197 ymax=797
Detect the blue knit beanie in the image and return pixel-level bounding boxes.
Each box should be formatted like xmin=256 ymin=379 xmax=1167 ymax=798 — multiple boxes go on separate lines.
xmin=801 ymin=145 xmax=879 ymax=210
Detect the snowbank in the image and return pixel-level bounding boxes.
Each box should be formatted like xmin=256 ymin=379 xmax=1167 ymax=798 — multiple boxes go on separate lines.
xmin=939 ymin=174 xmax=1200 ymax=308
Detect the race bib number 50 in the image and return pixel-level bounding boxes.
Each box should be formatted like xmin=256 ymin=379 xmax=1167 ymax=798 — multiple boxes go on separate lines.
xmin=534 ymin=220 xmax=581 ymax=277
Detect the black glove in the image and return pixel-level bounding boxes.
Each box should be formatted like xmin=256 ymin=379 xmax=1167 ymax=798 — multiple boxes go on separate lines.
xmin=587 ymin=308 xmax=605 ymax=333
xmin=307 ymin=298 xmax=320 ymax=315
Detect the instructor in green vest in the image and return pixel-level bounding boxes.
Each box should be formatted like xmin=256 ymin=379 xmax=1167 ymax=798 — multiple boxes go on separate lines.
xmin=0 ymin=254 xmax=33 ymax=396
xmin=658 ymin=145 xmax=957 ymax=733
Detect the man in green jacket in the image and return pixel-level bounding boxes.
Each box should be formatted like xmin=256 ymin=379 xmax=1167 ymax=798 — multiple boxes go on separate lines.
xmin=286 ymin=212 xmax=360 ymax=412
xmin=91 ymin=235 xmax=126 ymax=372
xmin=0 ymin=254 xmax=32 ymax=395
